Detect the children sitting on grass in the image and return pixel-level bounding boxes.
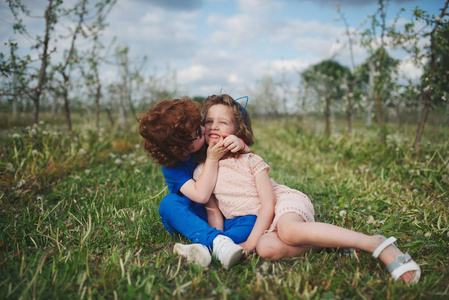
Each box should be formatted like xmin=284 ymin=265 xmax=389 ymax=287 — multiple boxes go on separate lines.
xmin=137 ymin=97 xmax=255 ymax=268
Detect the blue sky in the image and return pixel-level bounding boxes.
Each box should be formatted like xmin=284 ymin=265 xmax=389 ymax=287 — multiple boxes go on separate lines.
xmin=0 ymin=0 xmax=445 ymax=98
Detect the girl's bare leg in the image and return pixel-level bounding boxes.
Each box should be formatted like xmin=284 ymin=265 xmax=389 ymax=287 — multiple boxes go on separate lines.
xmin=276 ymin=213 xmax=415 ymax=282
xmin=256 ymin=232 xmax=318 ymax=260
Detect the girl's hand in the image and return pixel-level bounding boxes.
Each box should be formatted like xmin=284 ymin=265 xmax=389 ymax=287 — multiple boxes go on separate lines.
xmin=239 ymin=240 xmax=257 ymax=254
xmin=207 ymin=138 xmax=228 ymax=161
xmin=222 ymin=135 xmax=247 ymax=153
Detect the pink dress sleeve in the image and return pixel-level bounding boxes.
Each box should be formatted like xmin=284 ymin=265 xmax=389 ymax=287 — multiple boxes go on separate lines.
xmin=248 ymin=153 xmax=271 ymax=176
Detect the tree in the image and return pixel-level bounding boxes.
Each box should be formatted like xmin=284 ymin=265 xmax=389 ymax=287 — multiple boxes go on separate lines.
xmin=251 ymin=75 xmax=283 ymax=117
xmin=336 ymin=2 xmax=361 ymax=133
xmin=360 ymin=0 xmax=403 ymax=143
xmin=302 ymin=60 xmax=351 ymax=136
xmin=358 ymin=48 xmax=400 ymax=125
xmin=4 ymin=0 xmax=61 ymax=126
xmin=79 ymin=0 xmax=117 ymax=130
xmin=52 ymin=0 xmax=87 ymax=132
xmin=2 ymin=0 xmax=117 ymax=130
xmin=397 ymin=1 xmax=449 ymax=155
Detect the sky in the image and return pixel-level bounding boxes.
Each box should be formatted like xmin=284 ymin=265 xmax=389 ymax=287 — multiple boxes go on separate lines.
xmin=0 ymin=0 xmax=445 ymax=99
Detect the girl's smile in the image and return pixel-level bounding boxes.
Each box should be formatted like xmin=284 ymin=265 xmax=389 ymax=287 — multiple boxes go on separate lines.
xmin=204 ymin=104 xmax=236 ymax=144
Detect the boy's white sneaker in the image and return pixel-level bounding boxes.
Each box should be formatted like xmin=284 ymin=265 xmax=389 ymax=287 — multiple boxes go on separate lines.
xmin=173 ymin=243 xmax=211 ymax=268
xmin=212 ymin=235 xmax=244 ymax=268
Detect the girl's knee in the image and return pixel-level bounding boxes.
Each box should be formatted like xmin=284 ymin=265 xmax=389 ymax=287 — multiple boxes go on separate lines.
xmin=256 ymin=236 xmax=283 ymax=260
xmin=277 ymin=224 xmax=296 ymax=245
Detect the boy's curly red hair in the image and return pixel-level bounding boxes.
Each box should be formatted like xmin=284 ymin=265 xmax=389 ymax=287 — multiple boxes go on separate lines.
xmin=137 ymin=97 xmax=201 ymax=167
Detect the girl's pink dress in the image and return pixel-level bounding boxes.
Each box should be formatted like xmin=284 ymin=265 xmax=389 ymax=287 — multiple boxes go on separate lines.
xmin=193 ymin=153 xmax=315 ymax=232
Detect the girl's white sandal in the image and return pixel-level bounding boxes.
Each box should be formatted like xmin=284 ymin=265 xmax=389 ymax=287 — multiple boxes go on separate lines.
xmin=372 ymin=235 xmax=421 ymax=283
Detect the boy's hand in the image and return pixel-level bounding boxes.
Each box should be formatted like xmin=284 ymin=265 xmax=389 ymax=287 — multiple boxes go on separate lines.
xmin=207 ymin=138 xmax=228 ymax=161
xmin=222 ymin=135 xmax=246 ymax=153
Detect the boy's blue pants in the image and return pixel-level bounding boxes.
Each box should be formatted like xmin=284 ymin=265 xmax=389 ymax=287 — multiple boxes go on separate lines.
xmin=159 ymin=193 xmax=256 ymax=248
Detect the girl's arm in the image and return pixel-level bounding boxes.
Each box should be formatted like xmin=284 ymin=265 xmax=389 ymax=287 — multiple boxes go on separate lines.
xmin=205 ymin=196 xmax=224 ymax=230
xmin=239 ymin=169 xmax=275 ymax=253
xmin=180 ymin=140 xmax=228 ymax=204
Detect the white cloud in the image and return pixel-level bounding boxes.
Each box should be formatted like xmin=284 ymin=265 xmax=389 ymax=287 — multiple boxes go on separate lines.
xmin=178 ymin=65 xmax=210 ymax=84
xmin=271 ymin=58 xmax=310 ymax=73
xmin=237 ymin=0 xmax=282 ymax=14
xmin=398 ymin=57 xmax=424 ymax=81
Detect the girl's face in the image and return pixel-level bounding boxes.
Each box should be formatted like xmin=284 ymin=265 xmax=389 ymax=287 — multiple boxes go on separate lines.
xmin=188 ymin=125 xmax=205 ymax=153
xmin=204 ymin=104 xmax=236 ymax=144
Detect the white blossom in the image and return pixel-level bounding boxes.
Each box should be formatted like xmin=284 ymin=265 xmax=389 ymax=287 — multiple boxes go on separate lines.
xmin=367 ymin=215 xmax=375 ymax=224
xmin=339 ymin=210 xmax=347 ymax=217
xmin=424 ymin=232 xmax=432 ymax=238
xmin=6 ymin=163 xmax=14 ymax=172
xmin=78 ymin=148 xmax=87 ymax=155
xmin=114 ymin=158 xmax=123 ymax=165
xmin=12 ymin=133 xmax=21 ymax=139
xmin=17 ymin=179 xmax=26 ymax=188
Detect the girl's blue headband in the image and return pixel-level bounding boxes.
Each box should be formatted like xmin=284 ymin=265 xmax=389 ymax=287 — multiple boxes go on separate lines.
xmin=234 ymin=96 xmax=249 ymax=121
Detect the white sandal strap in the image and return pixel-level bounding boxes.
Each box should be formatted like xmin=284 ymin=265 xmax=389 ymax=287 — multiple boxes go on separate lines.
xmin=390 ymin=259 xmax=421 ymax=283
xmin=372 ymin=236 xmax=397 ymax=258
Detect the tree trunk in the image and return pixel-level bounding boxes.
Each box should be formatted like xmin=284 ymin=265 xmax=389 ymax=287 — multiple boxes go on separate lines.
xmin=396 ymin=105 xmax=402 ymax=128
xmin=413 ymin=0 xmax=448 ymax=155
xmin=62 ymin=75 xmax=73 ymax=132
xmin=446 ymin=97 xmax=449 ymax=127
xmin=33 ymin=0 xmax=54 ymax=126
xmin=106 ymin=105 xmax=115 ymax=126
xmin=95 ymin=83 xmax=101 ymax=131
xmin=375 ymin=86 xmax=386 ymax=144
xmin=346 ymin=82 xmax=355 ymax=134
xmin=119 ymin=52 xmax=129 ymax=128
xmin=346 ymin=98 xmax=352 ymax=133
xmin=414 ymin=94 xmax=430 ymax=155
xmin=324 ymin=95 xmax=331 ymax=136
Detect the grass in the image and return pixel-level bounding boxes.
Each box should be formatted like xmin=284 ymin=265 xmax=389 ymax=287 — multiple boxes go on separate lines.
xmin=0 ymin=114 xmax=448 ymax=299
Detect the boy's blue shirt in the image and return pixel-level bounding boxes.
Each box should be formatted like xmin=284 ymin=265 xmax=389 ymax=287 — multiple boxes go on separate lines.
xmin=161 ymin=156 xmax=197 ymax=195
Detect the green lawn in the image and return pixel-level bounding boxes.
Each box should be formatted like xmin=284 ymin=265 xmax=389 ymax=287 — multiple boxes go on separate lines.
xmin=1 ymin=115 xmax=448 ymax=299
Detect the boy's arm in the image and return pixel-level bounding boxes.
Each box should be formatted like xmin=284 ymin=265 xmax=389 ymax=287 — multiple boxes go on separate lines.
xmin=180 ymin=140 xmax=227 ymax=204
xmin=239 ymin=169 xmax=275 ymax=253
xmin=205 ymin=196 xmax=224 ymax=230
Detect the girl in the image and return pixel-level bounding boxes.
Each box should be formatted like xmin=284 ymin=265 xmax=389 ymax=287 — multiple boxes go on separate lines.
xmin=193 ymin=94 xmax=421 ymax=283
xmin=137 ymin=97 xmax=256 ymax=268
